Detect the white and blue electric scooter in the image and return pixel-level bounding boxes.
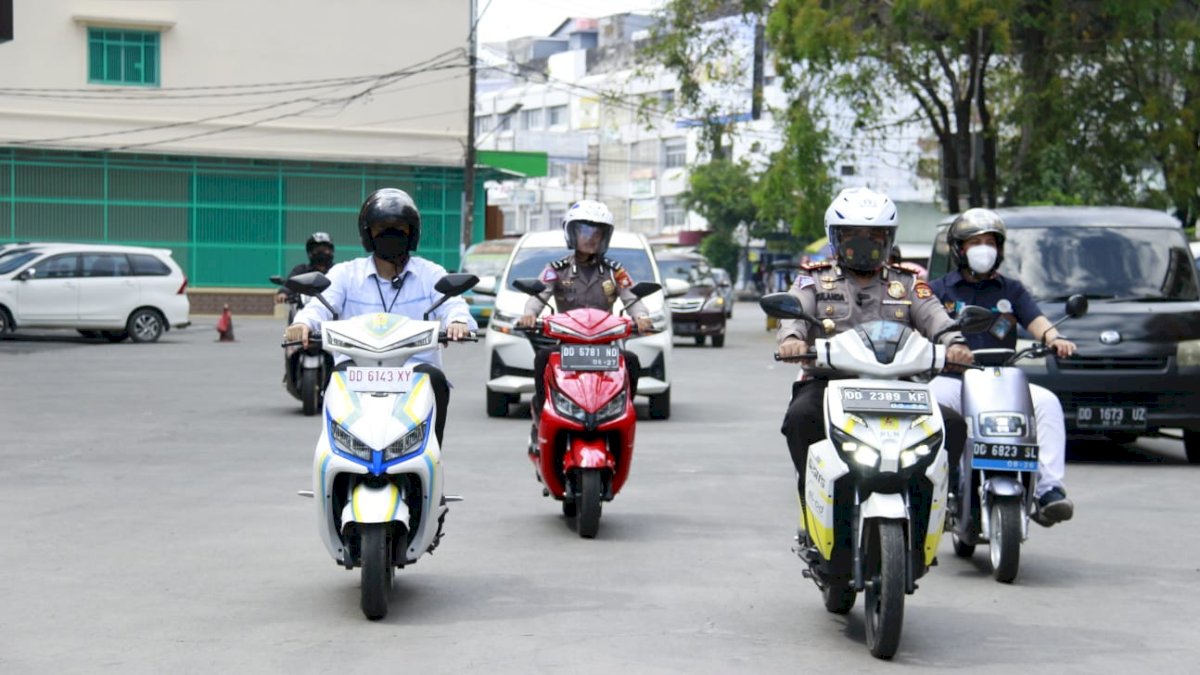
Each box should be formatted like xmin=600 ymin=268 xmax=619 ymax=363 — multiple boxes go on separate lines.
xmin=284 ymin=271 xmax=477 ymax=620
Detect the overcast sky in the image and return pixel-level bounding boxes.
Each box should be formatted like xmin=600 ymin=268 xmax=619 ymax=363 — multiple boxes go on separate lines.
xmin=476 ymin=0 xmax=666 ymax=44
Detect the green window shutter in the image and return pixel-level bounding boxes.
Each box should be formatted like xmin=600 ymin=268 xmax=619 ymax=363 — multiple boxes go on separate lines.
xmin=88 ymin=28 xmax=160 ymax=87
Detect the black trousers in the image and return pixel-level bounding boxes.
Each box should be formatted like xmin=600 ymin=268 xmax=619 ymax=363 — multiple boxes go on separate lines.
xmin=781 ymin=379 xmax=965 ymax=489
xmin=531 ymin=346 xmax=641 ymax=417
xmin=336 ymin=361 xmax=450 ymax=446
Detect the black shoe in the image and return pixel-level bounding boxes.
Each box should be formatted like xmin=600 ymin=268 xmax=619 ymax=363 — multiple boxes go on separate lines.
xmin=1032 ymin=487 xmax=1074 ymax=527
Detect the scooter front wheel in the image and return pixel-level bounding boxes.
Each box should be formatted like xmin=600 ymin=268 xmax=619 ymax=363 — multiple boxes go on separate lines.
xmin=576 ymin=470 xmax=602 ymax=539
xmin=990 ymin=498 xmax=1023 ymax=583
xmin=360 ymin=524 xmax=392 ymax=620
xmin=864 ymin=520 xmax=905 ymax=660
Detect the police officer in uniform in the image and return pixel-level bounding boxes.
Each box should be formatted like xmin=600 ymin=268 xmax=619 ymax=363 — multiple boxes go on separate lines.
xmin=929 ymin=208 xmax=1077 ymax=525
xmin=778 ymin=188 xmax=974 ymax=500
xmin=518 ymin=200 xmax=654 ymax=422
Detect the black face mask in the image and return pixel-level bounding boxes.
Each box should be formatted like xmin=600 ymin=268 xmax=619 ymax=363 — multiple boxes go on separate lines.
xmin=372 ymin=229 xmax=410 ymax=264
xmin=309 ymin=251 xmax=333 ymax=268
xmin=839 ymin=237 xmax=887 ymax=272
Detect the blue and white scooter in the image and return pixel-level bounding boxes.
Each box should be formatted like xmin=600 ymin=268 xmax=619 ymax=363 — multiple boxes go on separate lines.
xmin=284 ymin=271 xmax=477 ymax=620
xmin=948 ymin=295 xmax=1087 ymax=583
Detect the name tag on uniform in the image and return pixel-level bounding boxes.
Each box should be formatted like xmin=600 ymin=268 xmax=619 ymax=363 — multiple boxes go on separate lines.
xmin=882 ymin=299 xmax=912 ymax=305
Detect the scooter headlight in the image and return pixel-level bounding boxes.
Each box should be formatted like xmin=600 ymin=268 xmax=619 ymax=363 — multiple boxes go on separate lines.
xmin=386 ymin=330 xmax=434 ymax=351
xmin=596 ymin=390 xmax=628 ymax=424
xmin=332 ymin=423 xmax=373 ymax=462
xmin=830 ymin=426 xmax=881 ymax=469
xmin=384 ymin=422 xmax=427 ymax=460
xmin=552 ymin=391 xmax=588 ymax=422
xmin=899 ymin=431 xmax=943 ymax=471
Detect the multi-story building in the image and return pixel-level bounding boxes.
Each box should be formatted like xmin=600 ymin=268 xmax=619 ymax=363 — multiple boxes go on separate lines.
xmin=0 ymin=0 xmax=484 ymax=295
xmin=476 ymin=12 xmax=944 ymax=251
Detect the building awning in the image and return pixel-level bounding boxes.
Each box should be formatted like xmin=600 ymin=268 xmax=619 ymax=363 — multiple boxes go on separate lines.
xmin=477 ymin=150 xmax=548 ymax=178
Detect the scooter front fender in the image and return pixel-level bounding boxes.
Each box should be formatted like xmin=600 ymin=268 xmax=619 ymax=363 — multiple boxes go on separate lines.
xmin=982 ymin=475 xmax=1025 ymax=498
xmin=340 ymin=482 xmax=410 ymax=532
xmin=860 ymin=492 xmax=908 ymax=521
xmin=564 ymin=436 xmax=613 ymax=471
xmin=301 ymin=354 xmax=322 ymax=368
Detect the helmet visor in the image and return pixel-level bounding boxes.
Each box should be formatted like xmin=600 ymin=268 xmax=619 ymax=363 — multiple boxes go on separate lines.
xmin=570 ymin=221 xmax=611 ymax=253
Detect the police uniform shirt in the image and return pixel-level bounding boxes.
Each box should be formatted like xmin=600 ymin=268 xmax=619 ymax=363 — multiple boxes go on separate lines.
xmin=524 ymin=256 xmax=650 ymax=319
xmin=930 ymin=269 xmax=1042 ymax=350
xmin=776 ymin=262 xmax=964 ymax=356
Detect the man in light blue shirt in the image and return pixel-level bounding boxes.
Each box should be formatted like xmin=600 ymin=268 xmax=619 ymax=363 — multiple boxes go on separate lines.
xmin=286 ymin=188 xmax=475 ymax=445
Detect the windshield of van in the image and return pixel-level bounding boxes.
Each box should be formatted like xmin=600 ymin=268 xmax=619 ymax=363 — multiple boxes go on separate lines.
xmin=1005 ymin=227 xmax=1199 ymax=302
xmin=659 ymin=259 xmax=716 ymax=286
xmin=505 ymin=247 xmax=656 ymax=290
xmin=0 ymin=250 xmax=42 ymax=275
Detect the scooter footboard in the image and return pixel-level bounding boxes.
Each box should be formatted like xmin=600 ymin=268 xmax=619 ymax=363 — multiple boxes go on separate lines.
xmin=341 ymin=482 xmax=411 ymax=530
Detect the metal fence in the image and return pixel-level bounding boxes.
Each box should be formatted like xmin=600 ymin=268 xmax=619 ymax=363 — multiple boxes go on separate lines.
xmin=0 ymin=148 xmax=484 ymax=287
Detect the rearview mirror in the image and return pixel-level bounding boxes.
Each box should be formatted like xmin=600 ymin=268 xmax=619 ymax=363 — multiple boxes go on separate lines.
xmin=663 ymin=278 xmax=690 ymax=298
xmin=284 ymin=271 xmax=331 ymax=296
xmin=15 ymin=268 xmax=34 ymax=281
xmin=472 ymin=274 xmax=498 ymax=297
xmin=512 ymin=278 xmax=546 ymax=296
xmin=268 ymin=275 xmax=284 ymax=285
xmin=1065 ymin=294 xmax=1089 ymax=319
xmin=718 ymin=280 xmax=732 ymax=289
xmin=434 ymin=273 xmax=480 ymax=298
xmin=759 ymin=292 xmax=817 ymax=322
xmin=955 ymin=305 xmax=996 ymax=335
xmin=629 ymin=281 xmax=662 ymax=299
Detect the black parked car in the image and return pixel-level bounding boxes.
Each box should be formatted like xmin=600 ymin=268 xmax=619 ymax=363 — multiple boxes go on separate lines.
xmin=927 ymin=206 xmax=1200 ymax=463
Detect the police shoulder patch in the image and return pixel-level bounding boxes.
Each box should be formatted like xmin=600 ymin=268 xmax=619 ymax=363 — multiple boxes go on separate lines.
xmin=614 ymin=267 xmax=633 ymax=288
xmin=603 ymin=257 xmax=623 ymax=271
xmin=913 ymin=281 xmax=934 ymax=299
xmin=541 ymin=267 xmax=559 ymax=283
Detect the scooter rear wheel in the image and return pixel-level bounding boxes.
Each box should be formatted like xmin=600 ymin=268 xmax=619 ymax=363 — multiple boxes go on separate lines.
xmin=360 ymin=524 xmax=392 ymax=620
xmin=952 ymin=532 xmax=976 ymax=559
xmin=864 ymin=520 xmax=905 ymax=660
xmin=301 ymin=368 xmax=321 ymax=416
xmin=576 ymin=470 xmax=602 ymax=539
xmin=990 ymin=498 xmax=1022 ymax=583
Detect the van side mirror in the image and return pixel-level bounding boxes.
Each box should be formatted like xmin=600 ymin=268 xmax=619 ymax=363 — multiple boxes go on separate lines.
xmin=16 ymin=268 xmax=34 ymax=281
xmin=472 ymin=274 xmax=498 ymax=297
xmin=663 ymin=278 xmax=690 ymax=298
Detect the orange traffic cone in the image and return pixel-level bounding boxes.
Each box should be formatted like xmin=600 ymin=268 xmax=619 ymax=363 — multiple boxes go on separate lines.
xmin=216 ymin=304 xmax=236 ymax=342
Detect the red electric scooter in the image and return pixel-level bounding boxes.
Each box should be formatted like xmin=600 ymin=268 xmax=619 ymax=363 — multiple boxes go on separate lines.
xmin=510 ymin=278 xmax=661 ymax=538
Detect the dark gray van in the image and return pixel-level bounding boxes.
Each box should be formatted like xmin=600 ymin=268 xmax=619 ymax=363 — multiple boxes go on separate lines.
xmin=927 ymin=206 xmax=1200 ymax=462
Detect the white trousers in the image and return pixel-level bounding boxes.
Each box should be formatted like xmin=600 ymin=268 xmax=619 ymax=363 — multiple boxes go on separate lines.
xmin=930 ymin=376 xmax=1066 ymax=497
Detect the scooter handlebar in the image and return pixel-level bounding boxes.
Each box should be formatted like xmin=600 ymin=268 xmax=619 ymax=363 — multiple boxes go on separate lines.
xmin=438 ymin=330 xmax=479 ymax=344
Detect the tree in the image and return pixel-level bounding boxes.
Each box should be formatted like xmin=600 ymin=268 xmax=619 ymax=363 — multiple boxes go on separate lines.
xmin=681 ymin=159 xmax=758 ymax=273
xmin=754 ymin=98 xmax=835 ymax=245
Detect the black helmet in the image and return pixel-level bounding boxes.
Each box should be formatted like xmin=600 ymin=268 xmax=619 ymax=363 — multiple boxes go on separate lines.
xmin=305 ymin=232 xmax=334 ymax=255
xmin=948 ymin=208 xmax=1006 ymax=271
xmin=358 ymin=188 xmax=421 ymax=254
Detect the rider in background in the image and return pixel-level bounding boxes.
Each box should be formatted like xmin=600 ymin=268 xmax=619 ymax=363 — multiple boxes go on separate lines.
xmin=928 ymin=208 xmax=1076 ymax=526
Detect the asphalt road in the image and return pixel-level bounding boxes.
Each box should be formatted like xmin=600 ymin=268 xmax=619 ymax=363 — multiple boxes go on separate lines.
xmin=2 ymin=308 xmax=1198 ymax=673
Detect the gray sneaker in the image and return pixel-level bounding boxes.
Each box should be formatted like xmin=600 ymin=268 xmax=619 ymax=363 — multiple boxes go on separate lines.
xmin=1033 ymin=487 xmax=1074 ymax=526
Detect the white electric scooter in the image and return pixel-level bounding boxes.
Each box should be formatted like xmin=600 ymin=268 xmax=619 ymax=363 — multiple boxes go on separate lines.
xmin=283 ymin=271 xmax=478 ymax=620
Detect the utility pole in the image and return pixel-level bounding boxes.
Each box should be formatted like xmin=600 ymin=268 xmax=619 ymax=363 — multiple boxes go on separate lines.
xmin=462 ymin=0 xmax=479 ymax=253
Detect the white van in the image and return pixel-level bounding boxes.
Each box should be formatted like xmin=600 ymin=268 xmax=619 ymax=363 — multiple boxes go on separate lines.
xmin=0 ymin=243 xmax=191 ymax=342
